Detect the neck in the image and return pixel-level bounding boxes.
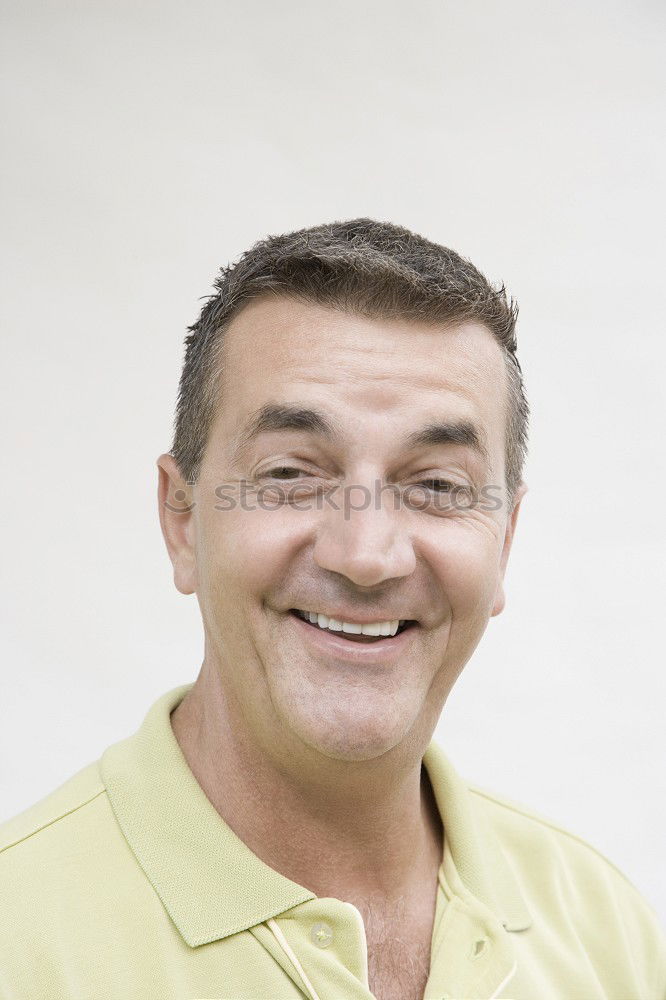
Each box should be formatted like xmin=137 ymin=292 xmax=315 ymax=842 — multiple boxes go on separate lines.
xmin=171 ymin=661 xmax=444 ymax=903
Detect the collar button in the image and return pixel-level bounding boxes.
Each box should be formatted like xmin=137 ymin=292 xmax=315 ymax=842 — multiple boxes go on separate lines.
xmin=310 ymin=921 xmax=334 ymax=948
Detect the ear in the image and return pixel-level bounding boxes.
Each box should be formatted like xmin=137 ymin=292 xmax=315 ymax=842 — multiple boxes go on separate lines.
xmin=156 ymin=453 xmax=198 ymax=595
xmin=490 ymin=481 xmax=528 ymax=618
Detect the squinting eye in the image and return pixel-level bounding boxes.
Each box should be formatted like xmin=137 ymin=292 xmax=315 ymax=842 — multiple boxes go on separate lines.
xmin=262 ymin=466 xmax=307 ymax=480
xmin=420 ymin=479 xmax=455 ymax=492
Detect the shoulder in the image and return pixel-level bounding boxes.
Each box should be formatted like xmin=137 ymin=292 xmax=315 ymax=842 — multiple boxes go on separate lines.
xmin=468 ymin=780 xmax=666 ymax=980
xmin=0 ymin=758 xmax=162 ymax=994
xmin=468 ymin=780 xmax=650 ymax=897
xmin=0 ymin=761 xmax=112 ymax=885
xmin=0 ymin=759 xmax=139 ymax=963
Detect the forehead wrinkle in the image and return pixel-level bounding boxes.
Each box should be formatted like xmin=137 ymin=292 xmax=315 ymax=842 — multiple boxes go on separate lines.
xmin=280 ymin=361 xmax=471 ymax=394
xmin=297 ymin=366 xmax=494 ymax=427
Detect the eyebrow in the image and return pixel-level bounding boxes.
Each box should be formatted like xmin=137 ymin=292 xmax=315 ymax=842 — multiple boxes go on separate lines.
xmin=404 ymin=419 xmax=490 ymax=466
xmin=234 ymin=402 xmax=491 ymax=467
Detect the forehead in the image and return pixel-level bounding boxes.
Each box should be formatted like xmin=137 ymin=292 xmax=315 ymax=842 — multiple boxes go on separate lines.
xmin=213 ymin=295 xmax=507 ymax=462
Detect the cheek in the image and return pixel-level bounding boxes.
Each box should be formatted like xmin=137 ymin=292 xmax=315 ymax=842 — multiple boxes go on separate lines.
xmin=197 ymin=509 xmax=302 ymax=604
xmin=427 ymin=522 xmax=501 ymax=614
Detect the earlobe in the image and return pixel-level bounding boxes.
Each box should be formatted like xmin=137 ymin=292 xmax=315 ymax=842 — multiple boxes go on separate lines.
xmin=491 ymin=481 xmax=528 ymax=619
xmin=156 ymin=453 xmax=198 ymax=595
xmin=491 ymin=582 xmax=506 ymax=618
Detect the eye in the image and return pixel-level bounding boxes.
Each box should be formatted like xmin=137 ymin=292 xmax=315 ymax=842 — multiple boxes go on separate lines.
xmin=261 ymin=466 xmax=309 ymax=480
xmin=419 ymin=478 xmax=456 ymax=492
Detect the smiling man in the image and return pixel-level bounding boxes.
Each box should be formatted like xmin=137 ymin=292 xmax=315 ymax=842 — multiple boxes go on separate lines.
xmin=1 ymin=220 xmax=664 ymax=1000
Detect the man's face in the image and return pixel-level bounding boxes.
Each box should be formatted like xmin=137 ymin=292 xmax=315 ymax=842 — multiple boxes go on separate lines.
xmin=162 ymin=296 xmax=525 ymax=763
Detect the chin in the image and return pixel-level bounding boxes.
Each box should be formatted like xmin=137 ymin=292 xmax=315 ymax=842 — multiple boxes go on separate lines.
xmin=288 ymin=702 xmax=410 ymax=763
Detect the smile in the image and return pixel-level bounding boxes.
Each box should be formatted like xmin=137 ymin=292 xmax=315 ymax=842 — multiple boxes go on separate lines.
xmin=290 ymin=608 xmax=417 ymax=645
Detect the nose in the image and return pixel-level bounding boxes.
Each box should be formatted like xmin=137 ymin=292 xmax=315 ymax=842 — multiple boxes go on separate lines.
xmin=313 ymin=476 xmax=417 ymax=588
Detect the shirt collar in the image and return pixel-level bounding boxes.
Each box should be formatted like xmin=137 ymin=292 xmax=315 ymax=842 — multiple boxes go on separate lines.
xmin=100 ymin=684 xmax=531 ymax=947
xmin=422 ymin=736 xmax=532 ymax=933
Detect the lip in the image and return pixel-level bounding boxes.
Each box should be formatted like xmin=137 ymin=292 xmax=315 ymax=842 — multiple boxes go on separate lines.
xmin=288 ymin=609 xmax=419 ymax=663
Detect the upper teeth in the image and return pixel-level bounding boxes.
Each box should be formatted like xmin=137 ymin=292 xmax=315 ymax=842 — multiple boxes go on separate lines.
xmin=297 ymin=610 xmax=406 ymax=637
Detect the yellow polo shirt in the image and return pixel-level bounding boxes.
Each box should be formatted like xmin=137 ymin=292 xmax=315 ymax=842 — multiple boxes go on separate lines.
xmin=1 ymin=683 xmax=664 ymax=999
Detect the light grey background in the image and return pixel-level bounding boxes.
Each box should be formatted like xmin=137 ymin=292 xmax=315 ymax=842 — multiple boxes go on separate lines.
xmin=2 ymin=0 xmax=664 ymax=924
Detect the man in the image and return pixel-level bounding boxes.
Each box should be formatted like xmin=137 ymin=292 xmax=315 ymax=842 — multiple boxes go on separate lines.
xmin=1 ymin=219 xmax=664 ymax=999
